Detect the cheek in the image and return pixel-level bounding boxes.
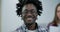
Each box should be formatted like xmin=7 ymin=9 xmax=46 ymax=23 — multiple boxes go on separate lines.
xmin=34 ymin=14 xmax=38 ymax=19
xmin=57 ymin=12 xmax=60 ymax=18
xmin=21 ymin=14 xmax=25 ymax=20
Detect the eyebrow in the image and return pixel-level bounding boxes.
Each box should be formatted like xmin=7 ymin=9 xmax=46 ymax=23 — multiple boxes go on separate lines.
xmin=24 ymin=9 xmax=37 ymax=11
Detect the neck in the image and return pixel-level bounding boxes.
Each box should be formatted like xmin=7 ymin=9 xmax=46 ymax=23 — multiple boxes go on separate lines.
xmin=26 ymin=23 xmax=37 ymax=30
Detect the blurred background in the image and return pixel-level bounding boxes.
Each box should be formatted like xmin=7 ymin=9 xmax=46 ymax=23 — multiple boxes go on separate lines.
xmin=0 ymin=0 xmax=60 ymax=32
xmin=0 ymin=0 xmax=1 ymax=32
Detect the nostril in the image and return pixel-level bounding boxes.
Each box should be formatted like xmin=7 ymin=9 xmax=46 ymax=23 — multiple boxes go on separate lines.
xmin=27 ymin=12 xmax=32 ymax=15
xmin=27 ymin=16 xmax=32 ymax=18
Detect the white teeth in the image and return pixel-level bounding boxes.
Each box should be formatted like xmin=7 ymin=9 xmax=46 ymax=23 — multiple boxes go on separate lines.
xmin=29 ymin=18 xmax=31 ymax=19
xmin=27 ymin=17 xmax=33 ymax=18
xmin=28 ymin=18 xmax=33 ymax=20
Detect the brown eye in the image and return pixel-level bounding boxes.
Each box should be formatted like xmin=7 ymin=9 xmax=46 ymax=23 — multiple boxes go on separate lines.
xmin=57 ymin=11 xmax=60 ymax=13
xmin=22 ymin=10 xmax=28 ymax=14
xmin=32 ymin=11 xmax=37 ymax=14
xmin=24 ymin=11 xmax=27 ymax=13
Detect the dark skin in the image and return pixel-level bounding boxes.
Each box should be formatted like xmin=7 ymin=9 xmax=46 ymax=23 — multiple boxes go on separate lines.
xmin=21 ymin=4 xmax=38 ymax=30
xmin=27 ymin=23 xmax=36 ymax=30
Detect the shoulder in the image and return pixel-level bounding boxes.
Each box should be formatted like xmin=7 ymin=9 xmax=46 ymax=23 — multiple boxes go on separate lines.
xmin=12 ymin=26 xmax=22 ymax=32
xmin=48 ymin=22 xmax=58 ymax=28
xmin=13 ymin=24 xmax=25 ymax=32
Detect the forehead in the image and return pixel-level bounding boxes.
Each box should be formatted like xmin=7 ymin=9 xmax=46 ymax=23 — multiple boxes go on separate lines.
xmin=22 ymin=4 xmax=37 ymax=11
xmin=57 ymin=6 xmax=60 ymax=11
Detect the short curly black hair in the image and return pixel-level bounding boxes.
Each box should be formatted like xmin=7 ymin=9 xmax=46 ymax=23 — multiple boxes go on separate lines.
xmin=16 ymin=0 xmax=43 ymax=16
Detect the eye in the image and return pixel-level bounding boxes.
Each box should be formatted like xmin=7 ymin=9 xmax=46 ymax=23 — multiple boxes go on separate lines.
xmin=57 ymin=10 xmax=60 ymax=13
xmin=22 ymin=9 xmax=28 ymax=14
xmin=31 ymin=10 xmax=37 ymax=13
xmin=24 ymin=11 xmax=26 ymax=13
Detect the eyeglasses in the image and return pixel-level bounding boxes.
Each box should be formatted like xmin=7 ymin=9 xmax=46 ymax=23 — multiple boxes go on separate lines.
xmin=22 ymin=10 xmax=37 ymax=14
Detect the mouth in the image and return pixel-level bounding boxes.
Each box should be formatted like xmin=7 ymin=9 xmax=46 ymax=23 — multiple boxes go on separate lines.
xmin=26 ymin=16 xmax=34 ymax=20
xmin=27 ymin=17 xmax=33 ymax=21
xmin=25 ymin=16 xmax=34 ymax=23
xmin=24 ymin=16 xmax=35 ymax=23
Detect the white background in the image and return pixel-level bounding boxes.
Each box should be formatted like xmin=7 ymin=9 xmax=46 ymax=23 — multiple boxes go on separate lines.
xmin=1 ymin=0 xmax=60 ymax=32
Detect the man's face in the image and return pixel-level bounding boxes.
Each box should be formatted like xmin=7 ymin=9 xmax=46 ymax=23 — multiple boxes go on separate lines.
xmin=22 ymin=4 xmax=38 ymax=24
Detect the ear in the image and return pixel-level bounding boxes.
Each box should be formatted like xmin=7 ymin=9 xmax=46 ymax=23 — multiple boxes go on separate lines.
xmin=21 ymin=14 xmax=25 ymax=20
xmin=35 ymin=13 xmax=38 ymax=20
xmin=36 ymin=13 xmax=38 ymax=16
xmin=21 ymin=14 xmax=23 ymax=20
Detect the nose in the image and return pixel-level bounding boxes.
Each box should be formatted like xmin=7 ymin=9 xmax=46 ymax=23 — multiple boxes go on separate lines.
xmin=28 ymin=12 xmax=32 ymax=15
xmin=27 ymin=12 xmax=32 ymax=16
